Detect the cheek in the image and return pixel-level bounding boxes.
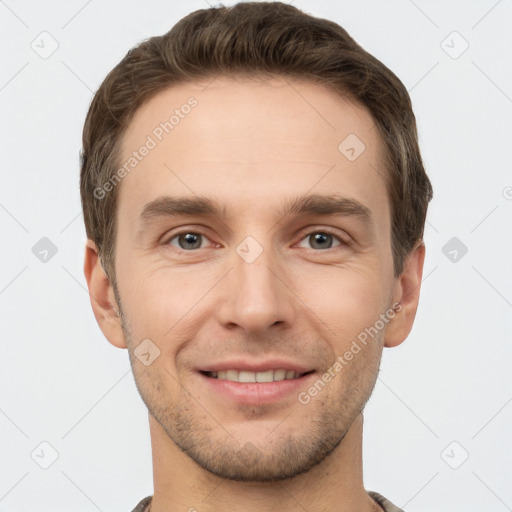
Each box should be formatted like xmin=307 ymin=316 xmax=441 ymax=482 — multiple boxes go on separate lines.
xmin=130 ymin=352 xmax=183 ymax=412
xmin=120 ymin=261 xmax=220 ymax=340
xmin=292 ymin=261 xmax=389 ymax=343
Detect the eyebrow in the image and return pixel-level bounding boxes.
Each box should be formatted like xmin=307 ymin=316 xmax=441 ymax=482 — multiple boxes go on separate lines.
xmin=279 ymin=193 xmax=372 ymax=223
xmin=138 ymin=193 xmax=373 ymax=228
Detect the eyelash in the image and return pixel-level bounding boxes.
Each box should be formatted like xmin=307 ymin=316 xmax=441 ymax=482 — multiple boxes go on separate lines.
xmin=163 ymin=227 xmax=349 ymax=252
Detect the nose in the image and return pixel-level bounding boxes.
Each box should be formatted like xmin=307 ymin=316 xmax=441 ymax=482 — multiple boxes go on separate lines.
xmin=215 ymin=242 xmax=296 ymax=335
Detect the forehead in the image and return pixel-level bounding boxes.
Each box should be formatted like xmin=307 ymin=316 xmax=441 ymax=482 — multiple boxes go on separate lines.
xmin=117 ymin=76 xmax=389 ymax=227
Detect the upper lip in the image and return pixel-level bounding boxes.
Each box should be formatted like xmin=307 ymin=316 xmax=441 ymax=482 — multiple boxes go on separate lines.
xmin=198 ymin=359 xmax=314 ymax=375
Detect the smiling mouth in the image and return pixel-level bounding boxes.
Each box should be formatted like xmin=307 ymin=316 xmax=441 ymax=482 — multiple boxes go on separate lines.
xmin=200 ymin=369 xmax=314 ymax=382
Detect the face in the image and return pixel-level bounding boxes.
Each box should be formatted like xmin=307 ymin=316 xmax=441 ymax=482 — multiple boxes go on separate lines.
xmin=106 ymin=76 xmax=405 ymax=481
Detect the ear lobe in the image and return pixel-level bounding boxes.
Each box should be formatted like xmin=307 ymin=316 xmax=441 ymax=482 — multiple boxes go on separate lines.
xmin=83 ymin=240 xmax=127 ymax=349
xmin=384 ymin=240 xmax=426 ymax=348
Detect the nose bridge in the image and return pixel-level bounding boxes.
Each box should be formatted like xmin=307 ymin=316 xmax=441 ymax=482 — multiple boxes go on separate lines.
xmin=216 ymin=235 xmax=295 ymax=333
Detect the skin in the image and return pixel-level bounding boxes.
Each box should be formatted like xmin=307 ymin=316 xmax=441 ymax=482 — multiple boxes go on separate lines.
xmin=84 ymin=76 xmax=425 ymax=512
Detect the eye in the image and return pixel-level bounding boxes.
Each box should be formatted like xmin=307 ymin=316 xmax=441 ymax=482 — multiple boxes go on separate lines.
xmin=163 ymin=229 xmax=347 ymax=252
xmin=166 ymin=231 xmax=211 ymax=250
xmin=296 ymin=230 xmax=346 ymax=250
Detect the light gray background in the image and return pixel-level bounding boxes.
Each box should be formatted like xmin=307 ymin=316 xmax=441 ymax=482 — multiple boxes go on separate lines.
xmin=1 ymin=1 xmax=511 ymax=511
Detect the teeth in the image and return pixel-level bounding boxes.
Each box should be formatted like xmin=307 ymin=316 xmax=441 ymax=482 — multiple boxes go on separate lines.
xmin=273 ymin=369 xmax=286 ymax=381
xmin=256 ymin=369 xmax=273 ymax=382
xmin=239 ymin=371 xmax=256 ymax=383
xmin=226 ymin=369 xmax=239 ymax=381
xmin=208 ymin=369 xmax=301 ymax=382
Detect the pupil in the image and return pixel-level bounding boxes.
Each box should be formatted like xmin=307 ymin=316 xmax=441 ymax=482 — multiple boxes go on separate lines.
xmin=180 ymin=233 xmax=201 ymax=249
xmin=311 ymin=233 xmax=331 ymax=249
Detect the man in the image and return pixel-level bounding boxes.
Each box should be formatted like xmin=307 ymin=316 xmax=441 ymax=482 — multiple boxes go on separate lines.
xmin=81 ymin=2 xmax=433 ymax=511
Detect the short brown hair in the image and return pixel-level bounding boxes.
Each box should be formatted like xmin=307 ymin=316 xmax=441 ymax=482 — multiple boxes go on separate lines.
xmin=80 ymin=1 xmax=433 ymax=284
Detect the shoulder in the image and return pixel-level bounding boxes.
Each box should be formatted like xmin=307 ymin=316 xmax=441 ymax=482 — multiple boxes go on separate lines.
xmin=131 ymin=496 xmax=153 ymax=512
xmin=368 ymin=490 xmax=405 ymax=512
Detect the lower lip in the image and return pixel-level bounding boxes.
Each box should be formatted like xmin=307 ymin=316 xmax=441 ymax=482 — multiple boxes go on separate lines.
xmin=198 ymin=372 xmax=315 ymax=406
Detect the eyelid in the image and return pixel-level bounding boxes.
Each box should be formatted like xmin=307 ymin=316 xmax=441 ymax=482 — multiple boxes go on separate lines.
xmin=295 ymin=226 xmax=350 ymax=247
xmin=162 ymin=228 xmax=217 ymax=249
xmin=161 ymin=226 xmax=350 ymax=250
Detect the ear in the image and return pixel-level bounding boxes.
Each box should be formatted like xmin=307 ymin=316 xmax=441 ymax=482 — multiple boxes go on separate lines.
xmin=384 ymin=240 xmax=426 ymax=348
xmin=83 ymin=239 xmax=127 ymax=349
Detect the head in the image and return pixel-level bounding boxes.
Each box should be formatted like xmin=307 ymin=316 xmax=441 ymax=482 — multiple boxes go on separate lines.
xmin=82 ymin=2 xmax=432 ymax=482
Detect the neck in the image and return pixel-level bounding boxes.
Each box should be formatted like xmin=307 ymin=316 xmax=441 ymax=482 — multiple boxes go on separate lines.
xmin=148 ymin=412 xmax=379 ymax=512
